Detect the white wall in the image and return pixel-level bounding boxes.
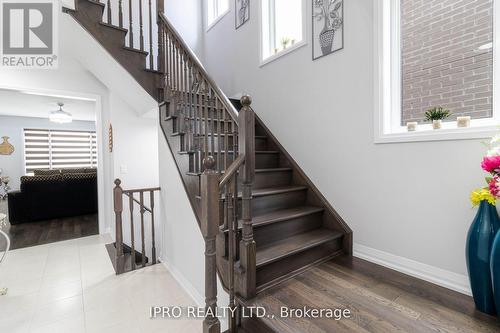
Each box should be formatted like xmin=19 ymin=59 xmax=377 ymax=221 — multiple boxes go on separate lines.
xmin=0 ymin=13 xmax=160 ymax=242
xmin=165 ymin=0 xmax=205 ymax=59
xmin=198 ymin=0 xmax=485 ymax=294
xmin=0 ymin=115 xmax=96 ymax=191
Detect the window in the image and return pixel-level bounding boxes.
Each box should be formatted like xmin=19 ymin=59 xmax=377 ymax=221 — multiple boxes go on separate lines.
xmin=24 ymin=129 xmax=98 ymax=174
xmin=207 ymin=0 xmax=229 ymax=29
xmin=261 ymin=0 xmax=305 ymax=64
xmin=375 ymin=0 xmax=500 ymax=142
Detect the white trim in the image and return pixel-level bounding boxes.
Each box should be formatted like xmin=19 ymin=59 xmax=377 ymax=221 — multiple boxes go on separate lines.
xmin=260 ymin=40 xmax=307 ymax=67
xmin=354 ymin=243 xmax=471 ymax=296
xmin=161 ymin=258 xmax=204 ymax=307
xmin=259 ymin=0 xmax=307 ymax=66
xmin=206 ymin=7 xmax=230 ymax=32
xmin=374 ymin=0 xmax=500 ymax=144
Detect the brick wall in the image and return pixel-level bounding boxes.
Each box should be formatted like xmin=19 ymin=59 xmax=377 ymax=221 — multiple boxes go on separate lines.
xmin=401 ymin=0 xmax=493 ymax=124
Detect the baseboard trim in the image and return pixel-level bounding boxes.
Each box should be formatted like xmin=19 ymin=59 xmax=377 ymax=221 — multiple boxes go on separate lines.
xmin=353 ymin=243 xmax=471 ymax=296
xmin=161 ymin=257 xmax=204 ymax=307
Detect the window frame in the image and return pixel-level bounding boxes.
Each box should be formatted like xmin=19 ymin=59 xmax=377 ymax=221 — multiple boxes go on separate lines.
xmin=374 ymin=0 xmax=500 ymax=143
xmin=259 ymin=0 xmax=307 ymax=67
xmin=207 ymin=0 xmax=230 ymax=32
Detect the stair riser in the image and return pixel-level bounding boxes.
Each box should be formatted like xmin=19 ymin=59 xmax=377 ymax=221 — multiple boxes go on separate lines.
xmin=253 ymin=170 xmax=292 ymax=189
xmin=254 ymin=213 xmax=323 ymax=247
xmin=75 ymin=0 xmax=104 ymax=19
xmin=188 ymin=152 xmax=279 ymax=173
xmin=248 ymin=190 xmax=307 ymax=217
xmin=219 ymin=211 xmax=323 ymax=256
xmin=256 ymin=238 xmax=343 ymax=286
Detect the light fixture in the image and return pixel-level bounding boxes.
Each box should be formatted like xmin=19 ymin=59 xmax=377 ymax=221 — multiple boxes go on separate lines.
xmin=49 ymin=102 xmax=72 ymax=124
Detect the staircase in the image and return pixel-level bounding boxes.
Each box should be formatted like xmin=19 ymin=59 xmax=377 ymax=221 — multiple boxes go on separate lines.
xmin=64 ymin=1 xmax=352 ymax=332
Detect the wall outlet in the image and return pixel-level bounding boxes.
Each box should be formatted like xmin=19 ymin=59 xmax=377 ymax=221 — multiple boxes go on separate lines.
xmin=120 ymin=165 xmax=128 ymax=174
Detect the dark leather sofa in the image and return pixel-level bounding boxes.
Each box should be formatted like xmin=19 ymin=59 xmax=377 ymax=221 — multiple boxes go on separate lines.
xmin=8 ymin=168 xmax=98 ymax=224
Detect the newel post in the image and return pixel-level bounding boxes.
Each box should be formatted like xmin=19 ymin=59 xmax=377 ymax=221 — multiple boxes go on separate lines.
xmin=237 ymin=95 xmax=256 ymax=299
xmin=113 ymin=179 xmax=125 ymax=274
xmin=201 ymin=156 xmax=221 ymax=333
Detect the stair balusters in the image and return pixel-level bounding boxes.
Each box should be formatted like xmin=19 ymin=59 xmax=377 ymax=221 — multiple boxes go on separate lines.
xmin=112 ymin=179 xmax=160 ymax=275
xmin=98 ymin=0 xmax=161 ymax=70
xmin=156 ymin=12 xmax=257 ymax=332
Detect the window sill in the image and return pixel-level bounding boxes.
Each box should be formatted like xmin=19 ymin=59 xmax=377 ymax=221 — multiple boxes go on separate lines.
xmin=260 ymin=40 xmax=307 ymax=67
xmin=375 ymin=122 xmax=499 ymax=144
xmin=206 ymin=9 xmax=230 ymax=32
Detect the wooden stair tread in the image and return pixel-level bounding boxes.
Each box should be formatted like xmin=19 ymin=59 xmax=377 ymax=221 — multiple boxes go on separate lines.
xmin=249 ymin=206 xmax=324 ymax=228
xmin=256 ymin=228 xmax=342 ymax=267
xmin=252 ymin=186 xmax=307 ymax=198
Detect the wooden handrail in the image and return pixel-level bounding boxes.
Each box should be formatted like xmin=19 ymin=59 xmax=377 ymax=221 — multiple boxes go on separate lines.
xmin=123 ymin=187 xmax=161 ymax=194
xmin=219 ymin=154 xmax=245 ymax=188
xmin=158 ymin=13 xmax=239 ymax=123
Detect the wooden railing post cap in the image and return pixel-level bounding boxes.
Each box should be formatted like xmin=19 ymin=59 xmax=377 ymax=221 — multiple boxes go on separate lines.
xmin=203 ymin=155 xmax=216 ymax=172
xmin=114 ymin=179 xmax=122 ymax=187
xmin=240 ymin=95 xmax=252 ymax=107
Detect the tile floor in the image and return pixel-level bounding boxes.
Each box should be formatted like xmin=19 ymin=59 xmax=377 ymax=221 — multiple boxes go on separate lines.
xmin=0 ymin=234 xmax=201 ymax=333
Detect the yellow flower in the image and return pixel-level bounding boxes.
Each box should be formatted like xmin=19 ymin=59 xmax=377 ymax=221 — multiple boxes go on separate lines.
xmin=470 ymin=188 xmax=497 ymax=207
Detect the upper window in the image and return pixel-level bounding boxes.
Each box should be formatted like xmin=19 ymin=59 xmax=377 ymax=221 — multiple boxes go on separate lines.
xmin=24 ymin=129 xmax=97 ymax=174
xmin=207 ymin=0 xmax=230 ymax=29
xmin=375 ymin=0 xmax=499 ymax=142
xmin=261 ymin=0 xmax=305 ymax=64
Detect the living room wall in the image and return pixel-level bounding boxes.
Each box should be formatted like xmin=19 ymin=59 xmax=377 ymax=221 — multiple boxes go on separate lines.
xmin=0 ymin=115 xmax=96 ymax=191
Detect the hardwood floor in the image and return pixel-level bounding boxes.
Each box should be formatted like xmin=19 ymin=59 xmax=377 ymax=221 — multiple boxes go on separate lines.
xmin=241 ymin=256 xmax=500 ymax=333
xmin=0 ymin=199 xmax=98 ymax=250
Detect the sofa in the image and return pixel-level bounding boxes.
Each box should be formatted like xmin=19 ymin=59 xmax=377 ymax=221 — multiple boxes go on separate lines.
xmin=8 ymin=168 xmax=98 ymax=224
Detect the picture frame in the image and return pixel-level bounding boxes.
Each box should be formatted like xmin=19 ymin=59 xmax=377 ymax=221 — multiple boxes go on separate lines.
xmin=312 ymin=0 xmax=344 ymax=60
xmin=235 ymin=0 xmax=250 ymax=29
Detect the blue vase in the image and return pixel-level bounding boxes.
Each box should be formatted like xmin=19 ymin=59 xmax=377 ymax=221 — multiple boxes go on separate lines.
xmin=466 ymin=200 xmax=500 ymax=315
xmin=491 ymin=229 xmax=500 ymax=316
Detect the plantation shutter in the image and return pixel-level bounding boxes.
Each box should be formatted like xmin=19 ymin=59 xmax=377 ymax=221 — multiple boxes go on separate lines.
xmin=24 ymin=129 xmax=98 ymax=174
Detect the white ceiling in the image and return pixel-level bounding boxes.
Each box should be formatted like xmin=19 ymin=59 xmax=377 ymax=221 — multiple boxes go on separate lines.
xmin=0 ymin=89 xmax=96 ymax=122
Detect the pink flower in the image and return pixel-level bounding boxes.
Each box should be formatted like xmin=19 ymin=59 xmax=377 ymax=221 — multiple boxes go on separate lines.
xmin=490 ymin=175 xmax=500 ymax=197
xmin=481 ymin=156 xmax=500 ymax=173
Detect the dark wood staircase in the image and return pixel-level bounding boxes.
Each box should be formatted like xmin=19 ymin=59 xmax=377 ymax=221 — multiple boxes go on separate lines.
xmin=63 ymin=0 xmax=162 ymax=100
xmin=64 ymin=1 xmax=353 ymax=332
xmin=160 ymin=101 xmax=351 ymax=293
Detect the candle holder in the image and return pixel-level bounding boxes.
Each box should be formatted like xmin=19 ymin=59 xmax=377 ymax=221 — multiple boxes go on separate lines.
xmin=457 ymin=116 xmax=471 ymax=128
xmin=407 ymin=122 xmax=418 ymax=132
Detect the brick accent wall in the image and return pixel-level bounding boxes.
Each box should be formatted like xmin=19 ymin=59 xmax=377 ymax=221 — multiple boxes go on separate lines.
xmin=401 ymin=0 xmax=493 ymax=124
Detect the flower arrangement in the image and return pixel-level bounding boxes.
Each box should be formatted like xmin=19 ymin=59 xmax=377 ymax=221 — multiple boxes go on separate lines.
xmin=470 ymin=134 xmax=500 ymax=207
